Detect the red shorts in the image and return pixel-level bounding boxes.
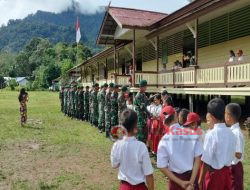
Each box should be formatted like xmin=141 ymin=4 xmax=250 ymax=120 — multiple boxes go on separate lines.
xmin=231 ymin=162 xmax=243 ymax=190
xmin=169 ymin=171 xmax=192 ymax=190
xmin=204 ymin=166 xmax=232 ymax=190
xmin=120 ymin=181 xmax=148 ymax=190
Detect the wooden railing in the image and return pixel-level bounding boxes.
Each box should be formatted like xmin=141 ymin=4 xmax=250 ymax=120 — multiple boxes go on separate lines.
xmin=80 ymin=62 xmax=250 ymax=88
xmin=115 ymin=75 xmax=130 ymax=86
xmin=197 ymin=66 xmax=224 ymax=84
xmin=227 ymin=63 xmax=250 ymax=83
xmin=175 ymin=69 xmax=195 ymax=85
xmin=135 ymin=71 xmax=158 ymax=86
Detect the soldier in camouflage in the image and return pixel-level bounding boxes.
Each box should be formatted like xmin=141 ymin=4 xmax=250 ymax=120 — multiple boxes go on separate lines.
xmin=97 ymin=83 xmax=107 ymax=132
xmin=59 ymin=87 xmax=64 ymax=112
xmin=63 ymin=86 xmax=68 ymax=115
xmin=77 ymin=85 xmax=84 ymax=120
xmin=89 ymin=85 xmax=94 ymax=124
xmin=105 ymin=83 xmax=114 ymax=138
xmin=110 ymin=84 xmax=119 ymax=128
xmin=75 ymin=86 xmax=80 ymax=119
xmin=117 ymin=85 xmax=128 ymax=122
xmin=84 ymin=86 xmax=90 ymax=121
xmin=134 ymin=80 xmax=149 ymax=142
xmin=70 ymin=83 xmax=77 ymax=118
xmin=91 ymin=83 xmax=99 ymax=127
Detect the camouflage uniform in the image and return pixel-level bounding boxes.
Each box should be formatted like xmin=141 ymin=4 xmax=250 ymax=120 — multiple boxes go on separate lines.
xmin=77 ymin=88 xmax=84 ymax=120
xmin=63 ymin=88 xmax=68 ymax=115
xmin=84 ymin=88 xmax=90 ymax=121
xmin=59 ymin=88 xmax=64 ymax=112
xmin=70 ymin=87 xmax=77 ymax=118
xmin=111 ymin=90 xmax=119 ymax=127
xmin=89 ymin=88 xmax=93 ymax=124
xmin=98 ymin=86 xmax=107 ymax=132
xmin=91 ymin=85 xmax=99 ymax=126
xmin=105 ymin=89 xmax=112 ymax=133
xmin=134 ymin=80 xmax=149 ymax=142
xmin=75 ymin=89 xmax=79 ymax=118
xmin=118 ymin=92 xmax=127 ymax=122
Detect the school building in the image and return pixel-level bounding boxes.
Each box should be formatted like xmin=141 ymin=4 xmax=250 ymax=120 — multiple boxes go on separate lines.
xmin=67 ymin=0 xmax=250 ymax=117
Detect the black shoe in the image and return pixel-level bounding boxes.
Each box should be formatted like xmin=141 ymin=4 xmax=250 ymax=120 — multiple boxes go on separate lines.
xmin=106 ymin=131 xmax=109 ymax=138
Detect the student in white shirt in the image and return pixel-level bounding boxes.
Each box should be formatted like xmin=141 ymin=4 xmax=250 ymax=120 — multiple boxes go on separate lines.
xmin=157 ymin=106 xmax=203 ymax=190
xmin=237 ymin=49 xmax=244 ymax=62
xmin=228 ymin=50 xmax=236 ymax=63
xmin=110 ymin=109 xmax=154 ymax=190
xmin=225 ymin=103 xmax=244 ymax=190
xmin=199 ymin=98 xmax=236 ymax=190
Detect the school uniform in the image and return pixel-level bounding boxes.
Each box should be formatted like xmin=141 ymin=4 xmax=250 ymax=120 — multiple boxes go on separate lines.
xmin=111 ymin=136 xmax=153 ymax=190
xmin=230 ymin=123 xmax=244 ymax=190
xmin=157 ymin=123 xmax=203 ymax=190
xmin=149 ymin=104 xmax=162 ymax=154
xmin=201 ymin=123 xmax=236 ymax=190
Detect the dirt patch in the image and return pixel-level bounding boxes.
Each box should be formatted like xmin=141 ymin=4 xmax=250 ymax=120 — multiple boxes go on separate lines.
xmin=0 ymin=141 xmax=117 ymax=189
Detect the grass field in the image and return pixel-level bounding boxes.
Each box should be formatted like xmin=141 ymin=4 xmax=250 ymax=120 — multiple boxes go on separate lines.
xmin=0 ymin=90 xmax=249 ymax=190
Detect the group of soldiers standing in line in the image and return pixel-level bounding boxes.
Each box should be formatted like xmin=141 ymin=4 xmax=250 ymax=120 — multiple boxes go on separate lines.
xmin=59 ymin=80 xmax=152 ymax=141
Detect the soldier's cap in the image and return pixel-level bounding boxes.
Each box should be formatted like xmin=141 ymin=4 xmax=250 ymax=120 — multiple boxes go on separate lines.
xmin=86 ymin=86 xmax=90 ymax=89
xmin=100 ymin=85 xmax=104 ymax=88
xmin=109 ymin=83 xmax=114 ymax=88
xmin=94 ymin=83 xmax=99 ymax=87
xmin=121 ymin=85 xmax=128 ymax=92
xmin=139 ymin=80 xmax=147 ymax=87
xmin=113 ymin=84 xmax=119 ymax=88
xmin=103 ymin=83 xmax=108 ymax=87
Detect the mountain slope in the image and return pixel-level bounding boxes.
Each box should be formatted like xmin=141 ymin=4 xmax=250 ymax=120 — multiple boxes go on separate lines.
xmin=0 ymin=10 xmax=104 ymax=52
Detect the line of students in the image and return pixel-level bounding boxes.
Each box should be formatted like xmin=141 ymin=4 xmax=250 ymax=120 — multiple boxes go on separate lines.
xmin=111 ymin=97 xmax=245 ymax=190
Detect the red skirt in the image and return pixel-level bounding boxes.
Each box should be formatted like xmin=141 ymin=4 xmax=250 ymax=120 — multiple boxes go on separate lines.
xmin=151 ymin=119 xmax=161 ymax=153
xmin=169 ymin=171 xmax=193 ymax=190
xmin=120 ymin=181 xmax=148 ymax=190
xmin=147 ymin=118 xmax=152 ymax=141
xmin=231 ymin=162 xmax=243 ymax=190
xmin=204 ymin=166 xmax=232 ymax=190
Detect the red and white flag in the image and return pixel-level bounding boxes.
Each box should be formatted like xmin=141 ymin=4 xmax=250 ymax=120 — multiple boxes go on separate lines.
xmin=76 ymin=17 xmax=81 ymax=43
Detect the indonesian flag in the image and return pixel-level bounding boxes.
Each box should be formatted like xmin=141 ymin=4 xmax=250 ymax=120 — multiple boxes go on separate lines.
xmin=76 ymin=17 xmax=81 ymax=43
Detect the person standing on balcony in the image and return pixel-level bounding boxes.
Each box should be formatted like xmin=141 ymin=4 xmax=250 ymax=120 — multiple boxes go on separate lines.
xmin=118 ymin=85 xmax=128 ymax=121
xmin=98 ymin=83 xmax=108 ymax=133
xmin=229 ymin=50 xmax=236 ymax=63
xmin=105 ymin=83 xmax=114 ymax=138
xmin=111 ymin=84 xmax=119 ymax=128
xmin=237 ymin=49 xmax=244 ymax=63
xmin=128 ymin=65 xmax=133 ymax=87
xmin=134 ymin=80 xmax=150 ymax=142
xmin=91 ymin=83 xmax=99 ymax=127
xmin=83 ymin=86 xmax=90 ymax=121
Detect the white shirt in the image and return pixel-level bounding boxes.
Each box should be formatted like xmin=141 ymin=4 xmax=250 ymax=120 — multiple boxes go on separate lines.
xmin=228 ymin=56 xmax=235 ymax=63
xmin=148 ymin=104 xmax=162 ymax=117
xmin=231 ymin=123 xmax=244 ymax=165
xmin=201 ymin=123 xmax=236 ymax=169
xmin=157 ymin=123 xmax=203 ymax=174
xmin=127 ymin=103 xmax=135 ymax=111
xmin=238 ymin=56 xmax=244 ymax=62
xmin=111 ymin=136 xmax=153 ymax=185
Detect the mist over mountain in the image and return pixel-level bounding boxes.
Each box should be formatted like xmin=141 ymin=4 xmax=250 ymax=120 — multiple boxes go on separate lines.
xmin=0 ymin=9 xmax=105 ymax=52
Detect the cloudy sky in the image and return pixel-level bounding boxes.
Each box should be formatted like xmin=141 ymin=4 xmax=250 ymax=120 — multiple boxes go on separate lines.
xmin=0 ymin=0 xmax=189 ymax=26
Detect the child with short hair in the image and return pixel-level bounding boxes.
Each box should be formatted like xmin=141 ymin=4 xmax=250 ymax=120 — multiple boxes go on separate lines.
xmin=157 ymin=106 xmax=203 ymax=190
xmin=111 ymin=109 xmax=154 ymax=190
xmin=199 ymin=98 xmax=236 ymax=190
xmin=225 ymin=103 xmax=244 ymax=190
xmin=179 ymin=108 xmax=190 ymax=126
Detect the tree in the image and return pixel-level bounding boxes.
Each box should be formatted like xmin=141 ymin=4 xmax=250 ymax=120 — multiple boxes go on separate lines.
xmin=9 ymin=79 xmax=18 ymax=90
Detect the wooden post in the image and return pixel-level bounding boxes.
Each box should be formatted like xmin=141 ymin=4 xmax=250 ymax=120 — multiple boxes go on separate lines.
xmin=105 ymin=58 xmax=108 ymax=82
xmin=156 ymin=36 xmax=159 ymax=88
xmin=114 ymin=40 xmax=117 ymax=74
xmin=132 ymin=29 xmax=136 ymax=87
xmin=189 ymin=95 xmax=194 ymax=112
xmin=80 ymin=67 xmax=83 ymax=82
xmin=195 ymin=19 xmax=199 ymax=65
xmin=97 ymin=62 xmax=100 ymax=83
